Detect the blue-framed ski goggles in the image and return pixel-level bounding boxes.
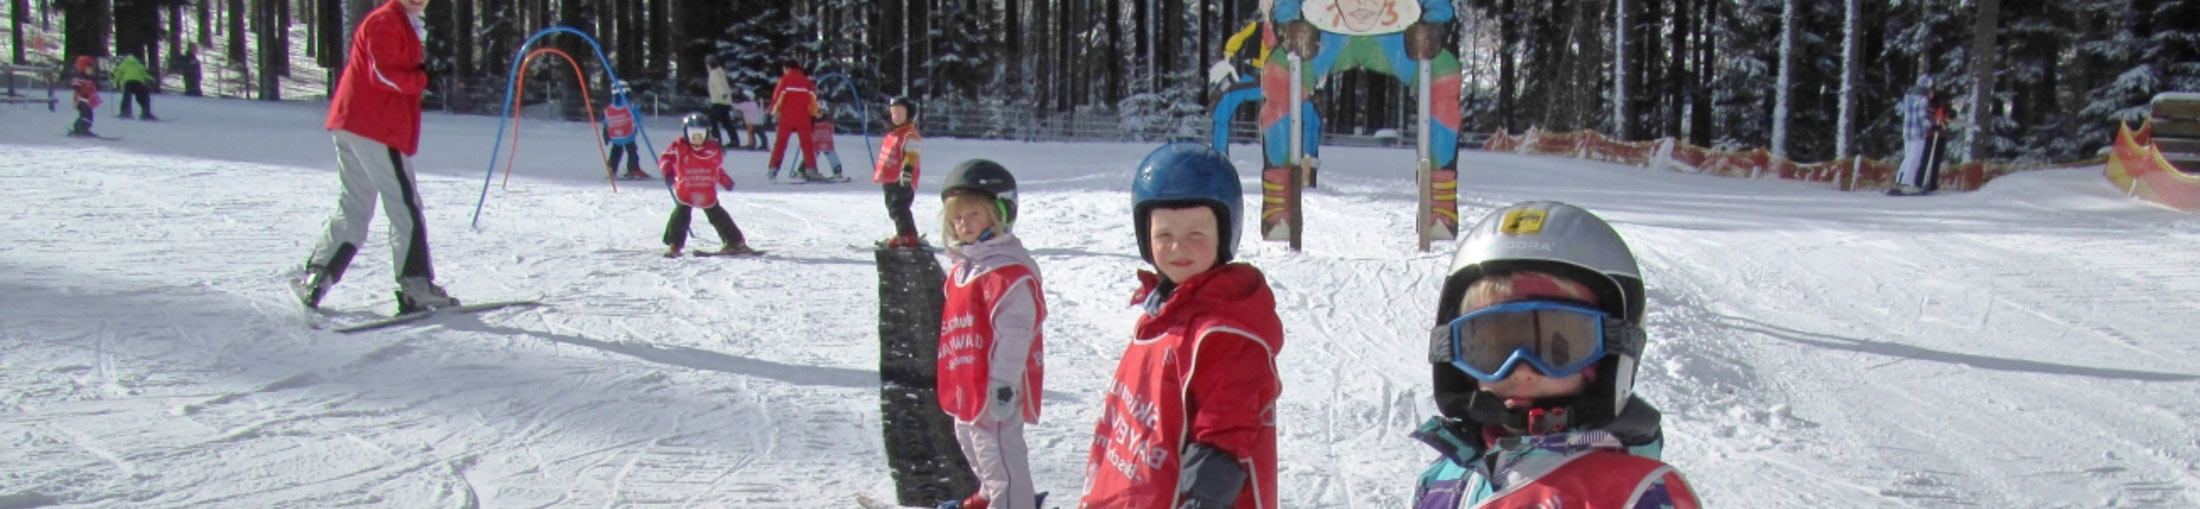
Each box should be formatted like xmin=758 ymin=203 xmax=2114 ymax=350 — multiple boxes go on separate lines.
xmin=1430 ymin=300 xmax=1610 ymax=383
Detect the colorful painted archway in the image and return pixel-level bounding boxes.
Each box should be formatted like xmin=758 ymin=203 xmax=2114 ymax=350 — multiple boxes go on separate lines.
xmin=1252 ymin=0 xmax=1463 ymax=251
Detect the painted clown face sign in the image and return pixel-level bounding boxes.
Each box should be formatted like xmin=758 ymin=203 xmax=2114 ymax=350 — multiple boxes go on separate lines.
xmin=1307 ymin=0 xmax=1419 ymax=35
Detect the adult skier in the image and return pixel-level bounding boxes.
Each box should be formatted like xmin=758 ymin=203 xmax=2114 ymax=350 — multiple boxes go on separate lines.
xmin=705 ymin=56 xmax=741 ymax=146
xmin=765 ymin=58 xmax=818 ymax=181
xmin=1891 ymin=75 xmax=1937 ymax=195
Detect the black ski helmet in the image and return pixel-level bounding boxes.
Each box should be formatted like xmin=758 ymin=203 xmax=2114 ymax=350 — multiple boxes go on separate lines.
xmin=1430 ymin=201 xmax=1648 ymax=432
xmin=940 ymin=159 xmax=1019 ymax=230
xmin=1132 ymin=143 xmax=1243 ymax=266
xmin=681 ymin=112 xmax=710 ymax=139
xmin=888 ymin=96 xmax=918 ymax=121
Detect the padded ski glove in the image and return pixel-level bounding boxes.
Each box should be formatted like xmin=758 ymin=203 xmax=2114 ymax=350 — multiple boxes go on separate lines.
xmin=897 ymin=166 xmax=914 ymax=187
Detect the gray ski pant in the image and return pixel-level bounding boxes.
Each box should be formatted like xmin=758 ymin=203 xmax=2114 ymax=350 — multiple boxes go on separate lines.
xmin=955 ymin=416 xmax=1035 ymax=509
xmin=307 ymin=130 xmax=435 ymax=284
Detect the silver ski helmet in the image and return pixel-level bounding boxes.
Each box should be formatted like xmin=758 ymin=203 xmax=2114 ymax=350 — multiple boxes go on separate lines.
xmin=1132 ymin=143 xmax=1243 ymax=266
xmin=941 ymin=159 xmax=1018 ymax=230
xmin=1431 ymin=201 xmax=1647 ymax=430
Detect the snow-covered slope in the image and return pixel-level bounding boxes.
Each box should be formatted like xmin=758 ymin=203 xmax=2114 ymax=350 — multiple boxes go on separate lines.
xmin=3 ymin=96 xmax=2196 ymax=507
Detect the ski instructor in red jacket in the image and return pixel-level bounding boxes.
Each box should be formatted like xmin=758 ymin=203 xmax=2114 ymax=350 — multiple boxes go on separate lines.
xmin=765 ymin=58 xmax=818 ymax=181
xmin=291 ymin=0 xmax=461 ymax=315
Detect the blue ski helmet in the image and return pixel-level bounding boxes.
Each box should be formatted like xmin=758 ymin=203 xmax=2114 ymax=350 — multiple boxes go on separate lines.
xmin=1132 ymin=143 xmax=1243 ymax=266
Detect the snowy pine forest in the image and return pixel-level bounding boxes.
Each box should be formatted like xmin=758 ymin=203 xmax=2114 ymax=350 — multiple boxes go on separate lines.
xmin=14 ymin=0 xmax=2199 ymax=164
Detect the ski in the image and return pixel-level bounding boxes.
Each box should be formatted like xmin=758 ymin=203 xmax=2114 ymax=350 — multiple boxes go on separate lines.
xmin=773 ymin=176 xmax=855 ymax=185
xmin=688 ymin=248 xmax=767 ymax=257
xmin=65 ymin=132 xmax=121 ymax=141
xmin=853 ymin=494 xmax=926 ymax=509
xmin=331 ymin=298 xmax=543 ymax=334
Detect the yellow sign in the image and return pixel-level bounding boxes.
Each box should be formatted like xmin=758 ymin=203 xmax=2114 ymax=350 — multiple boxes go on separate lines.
xmin=1500 ymin=209 xmax=1546 ymax=234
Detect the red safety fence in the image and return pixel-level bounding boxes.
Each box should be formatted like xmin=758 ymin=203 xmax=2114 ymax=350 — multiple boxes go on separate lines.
xmin=1483 ymin=127 xmax=2099 ymax=193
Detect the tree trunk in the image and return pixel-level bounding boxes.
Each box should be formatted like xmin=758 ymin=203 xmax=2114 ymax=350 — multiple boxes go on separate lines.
xmin=1498 ymin=0 xmax=1516 ymax=132
xmin=1690 ymin=0 xmax=1714 ymax=147
xmin=11 ymin=0 xmax=26 ymax=64
xmin=1835 ymin=0 xmax=1858 ymax=159
xmin=1611 ymin=0 xmax=1626 ymax=137
xmin=1771 ymin=0 xmax=1795 ymax=157
xmin=254 ymin=0 xmax=277 ymax=99
xmin=1966 ymin=0 xmax=1999 ymax=161
xmin=226 ymin=0 xmax=244 ymax=62
xmin=647 ymin=0 xmax=665 ymax=76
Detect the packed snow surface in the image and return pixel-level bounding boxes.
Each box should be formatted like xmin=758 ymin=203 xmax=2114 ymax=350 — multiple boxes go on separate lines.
xmin=3 ymin=97 xmax=2196 ymax=507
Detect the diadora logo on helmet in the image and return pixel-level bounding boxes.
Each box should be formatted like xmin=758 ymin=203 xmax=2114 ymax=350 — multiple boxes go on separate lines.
xmin=1500 ymin=209 xmax=1546 ymax=234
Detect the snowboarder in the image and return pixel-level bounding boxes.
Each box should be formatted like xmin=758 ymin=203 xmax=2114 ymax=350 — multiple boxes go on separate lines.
xmin=1892 ymin=75 xmax=1938 ymax=195
xmin=1080 ymin=143 xmax=1283 ymax=509
xmin=765 ymin=58 xmax=818 ymax=181
xmin=1410 ymin=201 xmax=1702 ymax=508
xmin=733 ymin=89 xmax=768 ymax=151
xmin=601 ymin=81 xmax=649 ymax=180
xmin=66 ymin=56 xmax=102 ymax=137
xmin=292 ymin=0 xmax=461 ymax=315
xmin=874 ymin=96 xmax=923 ymax=248
xmin=111 ymin=53 xmax=156 ymax=120
xmin=934 ymin=159 xmax=1047 ymax=509
xmin=805 ymin=103 xmax=844 ymax=181
xmin=659 ymin=113 xmax=754 ymax=258
xmin=704 ymin=55 xmax=741 ymax=147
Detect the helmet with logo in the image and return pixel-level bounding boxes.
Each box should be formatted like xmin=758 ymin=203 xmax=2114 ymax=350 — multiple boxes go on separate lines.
xmin=940 ymin=159 xmax=1018 ymax=231
xmin=1131 ymin=143 xmax=1243 ymax=266
xmin=1430 ymin=200 xmax=1647 ymax=432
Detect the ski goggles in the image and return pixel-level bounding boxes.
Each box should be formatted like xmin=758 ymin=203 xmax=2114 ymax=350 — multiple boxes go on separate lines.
xmin=1430 ymin=300 xmax=1610 ymax=383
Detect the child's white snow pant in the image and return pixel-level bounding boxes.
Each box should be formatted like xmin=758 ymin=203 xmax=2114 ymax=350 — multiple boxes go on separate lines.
xmin=306 ymin=130 xmax=436 ymax=284
xmin=1895 ymin=134 xmax=1928 ymax=189
xmin=954 ymin=416 xmax=1035 ymax=509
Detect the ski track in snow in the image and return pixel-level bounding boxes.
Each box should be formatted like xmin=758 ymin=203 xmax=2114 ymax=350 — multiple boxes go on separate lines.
xmin=3 ymin=96 xmax=2198 ymax=507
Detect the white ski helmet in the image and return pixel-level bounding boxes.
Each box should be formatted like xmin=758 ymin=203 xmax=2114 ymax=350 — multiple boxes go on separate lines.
xmin=1430 ymin=201 xmax=1647 ymax=431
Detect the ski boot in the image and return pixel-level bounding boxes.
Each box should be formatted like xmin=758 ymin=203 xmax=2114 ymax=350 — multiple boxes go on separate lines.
xmin=395 ymin=277 xmax=461 ymax=314
xmin=623 ymin=169 xmax=651 ymax=180
xmin=665 ymin=244 xmax=685 ymax=258
xmin=290 ymin=264 xmax=338 ymax=309
xmin=936 ymin=493 xmax=987 ymax=509
xmin=830 ymin=164 xmax=846 ymax=180
xmin=139 ymin=113 xmax=158 ymax=121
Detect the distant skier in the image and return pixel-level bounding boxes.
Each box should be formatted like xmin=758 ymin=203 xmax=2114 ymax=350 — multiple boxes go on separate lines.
xmin=806 ymin=103 xmax=844 ymax=180
xmin=111 ymin=54 xmax=157 ymax=120
xmin=173 ymin=47 xmax=204 ymax=97
xmin=1891 ymin=75 xmax=1939 ymax=196
xmin=601 ymin=81 xmax=649 ymax=180
xmin=1410 ymin=201 xmax=1701 ymax=508
xmin=704 ymin=55 xmax=741 ymax=147
xmin=733 ymin=89 xmax=769 ymax=151
xmin=934 ymin=160 xmax=1047 ymax=509
xmin=1081 ymin=143 xmax=1283 ymax=509
xmin=765 ymin=58 xmax=818 ymax=181
xmin=66 ymin=56 xmax=102 ymax=137
xmin=874 ymin=96 xmax=923 ymax=248
xmin=659 ymin=113 xmax=755 ymax=257
xmin=292 ymin=0 xmax=461 ymax=315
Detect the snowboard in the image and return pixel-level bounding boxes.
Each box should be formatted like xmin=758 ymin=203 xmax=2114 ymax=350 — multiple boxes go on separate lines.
xmin=330 ymin=298 xmax=543 ymax=333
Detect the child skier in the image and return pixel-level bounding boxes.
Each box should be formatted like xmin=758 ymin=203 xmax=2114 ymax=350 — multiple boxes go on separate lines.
xmin=1080 ymin=143 xmax=1283 ymax=509
xmin=807 ymin=103 xmax=845 ymax=180
xmin=111 ymin=53 xmax=156 ymax=120
xmin=935 ymin=159 xmax=1047 ymax=509
xmin=874 ymin=96 xmax=923 ymax=248
xmin=733 ymin=89 xmax=768 ymax=151
xmin=1411 ymin=200 xmax=1701 ymax=508
xmin=659 ymin=113 xmax=755 ymax=257
xmin=601 ymin=81 xmax=649 ymax=180
xmin=67 ymin=56 xmax=102 ymax=137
